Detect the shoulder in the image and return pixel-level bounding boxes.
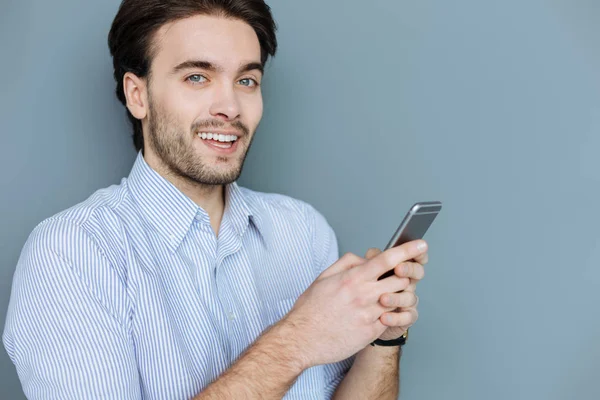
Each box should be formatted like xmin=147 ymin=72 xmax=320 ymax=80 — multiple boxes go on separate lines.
xmin=239 ymin=186 xmax=311 ymax=214
xmin=238 ymin=186 xmax=335 ymax=249
xmin=10 ymin=181 xmax=134 ymax=326
xmin=50 ymin=179 xmax=129 ymax=231
xmin=21 ymin=180 xmax=131 ymax=282
xmin=239 ymin=186 xmax=328 ymax=231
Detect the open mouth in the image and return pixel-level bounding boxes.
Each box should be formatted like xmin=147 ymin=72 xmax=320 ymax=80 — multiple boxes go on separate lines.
xmin=197 ymin=131 xmax=239 ymax=153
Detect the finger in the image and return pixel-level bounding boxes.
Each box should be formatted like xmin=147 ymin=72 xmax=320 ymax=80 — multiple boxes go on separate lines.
xmin=365 ymin=247 xmax=382 ymax=260
xmin=362 ymin=240 xmax=428 ymax=280
xmin=319 ymin=252 xmax=366 ymax=279
xmin=414 ymin=252 xmax=429 ymax=265
xmin=395 ymin=261 xmax=425 ymax=281
xmin=371 ymin=319 xmax=388 ymax=342
xmin=402 ymin=307 xmax=419 ymax=329
xmin=379 ymin=292 xmax=418 ymax=309
xmin=406 ymin=279 xmax=418 ymax=292
xmin=376 ymin=275 xmax=410 ymax=294
xmin=370 ymin=304 xmax=397 ymax=319
xmin=380 ymin=308 xmax=419 ymax=327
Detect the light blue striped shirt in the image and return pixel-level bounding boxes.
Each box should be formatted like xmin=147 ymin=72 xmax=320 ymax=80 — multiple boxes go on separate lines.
xmin=4 ymin=152 xmax=354 ymax=399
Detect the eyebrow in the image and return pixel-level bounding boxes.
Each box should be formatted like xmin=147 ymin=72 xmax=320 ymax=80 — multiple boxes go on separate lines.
xmin=171 ymin=60 xmax=264 ymax=75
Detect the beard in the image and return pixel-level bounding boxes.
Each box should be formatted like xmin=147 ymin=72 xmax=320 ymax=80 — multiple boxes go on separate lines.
xmin=146 ymin=94 xmax=254 ymax=186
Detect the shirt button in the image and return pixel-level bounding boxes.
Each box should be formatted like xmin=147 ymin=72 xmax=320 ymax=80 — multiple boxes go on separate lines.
xmin=227 ymin=312 xmax=236 ymax=321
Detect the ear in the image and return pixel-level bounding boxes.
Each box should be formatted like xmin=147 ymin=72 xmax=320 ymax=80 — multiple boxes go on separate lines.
xmin=123 ymin=72 xmax=148 ymax=120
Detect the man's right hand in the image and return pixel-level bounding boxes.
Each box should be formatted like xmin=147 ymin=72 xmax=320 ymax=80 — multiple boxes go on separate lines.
xmin=281 ymin=240 xmax=428 ymax=369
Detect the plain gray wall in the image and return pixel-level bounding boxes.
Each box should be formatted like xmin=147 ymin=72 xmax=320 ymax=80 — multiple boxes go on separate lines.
xmin=2 ymin=0 xmax=599 ymax=399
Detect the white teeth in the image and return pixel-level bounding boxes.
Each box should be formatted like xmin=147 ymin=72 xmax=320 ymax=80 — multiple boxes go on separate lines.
xmin=197 ymin=132 xmax=238 ymax=142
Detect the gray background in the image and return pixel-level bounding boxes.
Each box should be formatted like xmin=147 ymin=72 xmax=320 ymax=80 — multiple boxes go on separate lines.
xmin=1 ymin=0 xmax=599 ymax=398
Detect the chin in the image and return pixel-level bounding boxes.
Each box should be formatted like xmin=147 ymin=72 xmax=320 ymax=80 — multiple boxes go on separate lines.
xmin=194 ymin=165 xmax=243 ymax=185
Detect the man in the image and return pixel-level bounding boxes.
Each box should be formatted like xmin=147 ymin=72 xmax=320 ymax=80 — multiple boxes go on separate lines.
xmin=3 ymin=0 xmax=428 ymax=398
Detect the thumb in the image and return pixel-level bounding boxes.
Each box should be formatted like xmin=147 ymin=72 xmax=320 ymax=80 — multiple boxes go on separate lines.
xmin=365 ymin=247 xmax=382 ymax=260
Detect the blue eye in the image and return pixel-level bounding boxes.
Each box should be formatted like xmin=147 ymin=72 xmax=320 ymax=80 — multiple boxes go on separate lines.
xmin=187 ymin=74 xmax=207 ymax=84
xmin=238 ymin=78 xmax=258 ymax=87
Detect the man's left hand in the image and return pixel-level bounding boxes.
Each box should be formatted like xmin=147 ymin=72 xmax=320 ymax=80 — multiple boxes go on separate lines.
xmin=365 ymin=244 xmax=427 ymax=341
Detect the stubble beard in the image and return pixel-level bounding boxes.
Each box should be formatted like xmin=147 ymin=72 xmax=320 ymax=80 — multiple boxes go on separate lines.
xmin=146 ymin=95 xmax=255 ymax=186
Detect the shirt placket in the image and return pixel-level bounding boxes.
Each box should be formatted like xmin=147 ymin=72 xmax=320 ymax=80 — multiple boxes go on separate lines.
xmin=194 ymin=213 xmax=234 ymax=364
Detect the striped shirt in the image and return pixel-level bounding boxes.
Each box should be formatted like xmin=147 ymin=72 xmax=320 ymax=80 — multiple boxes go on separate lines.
xmin=3 ymin=152 xmax=354 ymax=399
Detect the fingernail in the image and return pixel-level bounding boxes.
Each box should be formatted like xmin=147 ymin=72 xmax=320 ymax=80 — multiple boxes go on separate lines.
xmin=385 ymin=315 xmax=393 ymax=324
xmin=418 ymin=241 xmax=427 ymax=251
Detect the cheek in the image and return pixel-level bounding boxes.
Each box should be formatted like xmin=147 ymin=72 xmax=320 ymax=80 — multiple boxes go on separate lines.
xmin=242 ymin=93 xmax=263 ymax=129
xmin=162 ymin=88 xmax=204 ymax=130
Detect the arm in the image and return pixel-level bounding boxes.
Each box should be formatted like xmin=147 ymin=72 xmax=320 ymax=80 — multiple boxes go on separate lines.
xmin=332 ymin=346 xmax=400 ymax=400
xmin=3 ymin=220 xmax=141 ymax=399
xmin=193 ymin=321 xmax=307 ymax=399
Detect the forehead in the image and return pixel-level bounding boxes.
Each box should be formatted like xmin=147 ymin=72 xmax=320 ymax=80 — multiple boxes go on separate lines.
xmin=151 ymin=14 xmax=262 ymax=72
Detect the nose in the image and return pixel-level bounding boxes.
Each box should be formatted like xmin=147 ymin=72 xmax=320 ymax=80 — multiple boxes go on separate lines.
xmin=208 ymin=82 xmax=241 ymax=121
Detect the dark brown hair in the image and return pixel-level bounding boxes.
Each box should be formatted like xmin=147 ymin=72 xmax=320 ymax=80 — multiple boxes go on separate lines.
xmin=108 ymin=0 xmax=277 ymax=151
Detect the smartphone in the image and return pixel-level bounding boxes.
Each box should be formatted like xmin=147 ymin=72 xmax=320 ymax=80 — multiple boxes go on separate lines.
xmin=377 ymin=201 xmax=442 ymax=280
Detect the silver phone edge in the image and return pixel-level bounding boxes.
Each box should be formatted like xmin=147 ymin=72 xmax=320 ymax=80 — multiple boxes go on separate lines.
xmin=383 ymin=201 xmax=442 ymax=250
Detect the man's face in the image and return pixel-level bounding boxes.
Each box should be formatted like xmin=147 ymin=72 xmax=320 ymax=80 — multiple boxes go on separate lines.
xmin=144 ymin=14 xmax=264 ymax=185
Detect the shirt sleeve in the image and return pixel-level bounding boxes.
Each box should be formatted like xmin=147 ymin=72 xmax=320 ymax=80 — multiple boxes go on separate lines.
xmin=2 ymin=219 xmax=141 ymax=400
xmin=308 ymin=205 xmax=356 ymax=398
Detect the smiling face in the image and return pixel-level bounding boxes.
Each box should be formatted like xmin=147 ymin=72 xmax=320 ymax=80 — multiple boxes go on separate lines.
xmin=133 ymin=14 xmax=264 ymax=186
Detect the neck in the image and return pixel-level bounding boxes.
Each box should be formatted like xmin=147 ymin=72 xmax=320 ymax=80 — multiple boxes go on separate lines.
xmin=144 ymin=152 xmax=226 ymax=236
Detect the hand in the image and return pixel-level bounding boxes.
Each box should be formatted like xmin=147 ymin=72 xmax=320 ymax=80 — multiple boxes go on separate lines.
xmin=282 ymin=241 xmax=427 ymax=368
xmin=364 ymin=241 xmax=427 ymax=341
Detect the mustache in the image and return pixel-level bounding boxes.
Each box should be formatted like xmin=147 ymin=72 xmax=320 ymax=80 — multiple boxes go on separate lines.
xmin=192 ymin=120 xmax=250 ymax=136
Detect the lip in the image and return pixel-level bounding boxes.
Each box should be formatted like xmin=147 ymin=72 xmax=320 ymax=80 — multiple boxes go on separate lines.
xmin=196 ymin=134 xmax=240 ymax=155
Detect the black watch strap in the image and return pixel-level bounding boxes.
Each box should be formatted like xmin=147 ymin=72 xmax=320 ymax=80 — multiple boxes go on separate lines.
xmin=370 ymin=330 xmax=408 ymax=347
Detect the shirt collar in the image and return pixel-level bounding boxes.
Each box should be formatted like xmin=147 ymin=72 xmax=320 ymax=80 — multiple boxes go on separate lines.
xmin=126 ymin=152 xmax=256 ymax=253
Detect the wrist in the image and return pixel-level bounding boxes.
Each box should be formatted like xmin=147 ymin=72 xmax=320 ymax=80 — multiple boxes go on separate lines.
xmin=266 ymin=317 xmax=311 ymax=373
xmin=360 ymin=343 xmax=401 ymax=359
xmin=373 ymin=328 xmax=409 ymax=346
